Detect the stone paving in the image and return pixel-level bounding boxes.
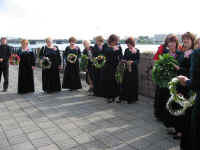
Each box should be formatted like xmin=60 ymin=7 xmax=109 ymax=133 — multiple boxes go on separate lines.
xmin=0 ymin=66 xmax=180 ymax=150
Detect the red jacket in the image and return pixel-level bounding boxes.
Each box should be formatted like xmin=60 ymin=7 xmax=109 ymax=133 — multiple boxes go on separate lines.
xmin=153 ymin=45 xmax=164 ymax=60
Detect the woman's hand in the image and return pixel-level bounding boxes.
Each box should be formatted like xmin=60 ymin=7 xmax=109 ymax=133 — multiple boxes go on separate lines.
xmin=58 ymin=65 xmax=62 ymax=70
xmin=32 ymin=66 xmax=35 ymax=70
xmin=173 ymin=63 xmax=180 ymax=70
xmin=177 ymin=75 xmax=189 ymax=86
xmin=0 ymin=58 xmax=4 ymax=62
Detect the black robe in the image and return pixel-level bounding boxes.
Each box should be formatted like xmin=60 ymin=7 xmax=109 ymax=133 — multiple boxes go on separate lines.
xmin=153 ymin=48 xmax=182 ymax=122
xmin=82 ymin=47 xmax=95 ymax=85
xmin=180 ymin=49 xmax=200 ymax=150
xmin=18 ymin=49 xmax=35 ymax=94
xmin=119 ymin=48 xmax=140 ymax=103
xmin=92 ymin=44 xmax=105 ymax=97
xmin=39 ymin=46 xmax=61 ymax=93
xmin=101 ymin=44 xmax=122 ymax=99
xmin=62 ymin=46 xmax=82 ymax=90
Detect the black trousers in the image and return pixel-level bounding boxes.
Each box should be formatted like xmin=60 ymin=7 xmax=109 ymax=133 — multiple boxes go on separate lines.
xmin=0 ymin=65 xmax=9 ymax=90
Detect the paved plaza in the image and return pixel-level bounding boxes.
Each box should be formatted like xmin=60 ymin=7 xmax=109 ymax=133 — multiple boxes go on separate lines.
xmin=0 ymin=66 xmax=179 ymax=150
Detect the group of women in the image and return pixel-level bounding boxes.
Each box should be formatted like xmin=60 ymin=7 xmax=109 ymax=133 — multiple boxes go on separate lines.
xmin=153 ymin=32 xmax=200 ymax=150
xmin=16 ymin=34 xmax=140 ymax=105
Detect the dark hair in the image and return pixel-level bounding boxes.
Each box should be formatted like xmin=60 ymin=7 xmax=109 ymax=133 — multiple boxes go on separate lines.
xmin=125 ymin=37 xmax=135 ymax=47
xmin=182 ymin=32 xmax=196 ymax=49
xmin=1 ymin=37 xmax=7 ymax=40
xmin=68 ymin=37 xmax=77 ymax=43
xmin=163 ymin=34 xmax=179 ymax=49
xmin=107 ymin=34 xmax=119 ymax=45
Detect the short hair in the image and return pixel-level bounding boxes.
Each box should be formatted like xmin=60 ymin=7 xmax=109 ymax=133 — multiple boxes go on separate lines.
xmin=182 ymin=32 xmax=196 ymax=49
xmin=69 ymin=37 xmax=77 ymax=43
xmin=1 ymin=37 xmax=7 ymax=40
xmin=45 ymin=37 xmax=53 ymax=43
xmin=164 ymin=34 xmax=179 ymax=49
xmin=83 ymin=40 xmax=90 ymax=45
xmin=125 ymin=37 xmax=136 ymax=47
xmin=95 ymin=36 xmax=104 ymax=43
xmin=21 ymin=39 xmax=29 ymax=45
xmin=107 ymin=34 xmax=119 ymax=45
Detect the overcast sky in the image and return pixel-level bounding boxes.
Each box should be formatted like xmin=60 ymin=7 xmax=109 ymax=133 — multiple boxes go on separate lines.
xmin=0 ymin=0 xmax=199 ymax=39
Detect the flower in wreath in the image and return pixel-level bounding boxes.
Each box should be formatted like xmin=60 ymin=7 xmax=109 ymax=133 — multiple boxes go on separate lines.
xmin=9 ymin=54 xmax=20 ymax=65
xmin=40 ymin=57 xmax=52 ymax=69
xmin=93 ymin=55 xmax=106 ymax=69
xmin=67 ymin=53 xmax=77 ymax=64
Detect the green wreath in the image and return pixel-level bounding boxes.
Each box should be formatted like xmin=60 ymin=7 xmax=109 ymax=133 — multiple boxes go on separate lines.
xmin=93 ymin=55 xmax=106 ymax=69
xmin=166 ymin=77 xmax=196 ymax=116
xmin=67 ymin=53 xmax=77 ymax=64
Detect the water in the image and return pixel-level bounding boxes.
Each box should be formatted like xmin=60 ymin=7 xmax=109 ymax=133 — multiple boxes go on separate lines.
xmin=9 ymin=43 xmax=159 ymax=53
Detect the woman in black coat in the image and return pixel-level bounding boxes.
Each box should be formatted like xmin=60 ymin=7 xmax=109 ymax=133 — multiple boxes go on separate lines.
xmin=153 ymin=34 xmax=182 ymax=123
xmin=82 ymin=40 xmax=94 ymax=93
xmin=39 ymin=37 xmax=61 ymax=93
xmin=119 ymin=37 xmax=140 ymax=104
xmin=62 ymin=37 xmax=82 ymax=90
xmin=18 ymin=39 xmax=35 ymax=94
xmin=92 ymin=36 xmax=105 ymax=97
xmin=101 ymin=34 xmax=122 ymax=103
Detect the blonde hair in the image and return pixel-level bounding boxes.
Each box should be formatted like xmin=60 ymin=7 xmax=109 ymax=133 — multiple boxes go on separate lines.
xmin=83 ymin=40 xmax=90 ymax=45
xmin=45 ymin=37 xmax=53 ymax=43
xmin=95 ymin=36 xmax=104 ymax=43
xmin=21 ymin=39 xmax=29 ymax=45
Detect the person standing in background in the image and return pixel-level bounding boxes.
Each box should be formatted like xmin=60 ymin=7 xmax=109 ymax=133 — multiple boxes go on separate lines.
xmin=0 ymin=37 xmax=11 ymax=92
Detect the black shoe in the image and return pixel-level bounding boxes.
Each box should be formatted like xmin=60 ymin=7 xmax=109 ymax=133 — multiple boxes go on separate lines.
xmin=107 ymin=99 xmax=114 ymax=103
xmin=2 ymin=89 xmax=7 ymax=92
xmin=115 ymin=99 xmax=122 ymax=103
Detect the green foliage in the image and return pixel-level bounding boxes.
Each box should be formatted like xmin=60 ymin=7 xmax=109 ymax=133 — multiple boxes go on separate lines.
xmin=152 ymin=54 xmax=178 ymax=88
xmin=115 ymin=60 xmax=127 ymax=84
xmin=80 ymin=54 xmax=88 ymax=71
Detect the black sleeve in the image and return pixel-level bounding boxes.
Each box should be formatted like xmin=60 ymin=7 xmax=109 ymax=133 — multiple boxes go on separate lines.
xmin=31 ymin=52 xmax=36 ymax=66
xmin=39 ymin=46 xmax=45 ymax=59
xmin=63 ymin=47 xmax=69 ymax=60
xmin=133 ymin=49 xmax=140 ymax=65
xmin=56 ymin=47 xmax=61 ymax=66
xmin=77 ymin=48 xmax=81 ymax=58
xmin=187 ymin=50 xmax=200 ymax=91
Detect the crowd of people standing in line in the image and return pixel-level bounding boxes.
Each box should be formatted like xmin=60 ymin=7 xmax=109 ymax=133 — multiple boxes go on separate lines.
xmin=0 ymin=35 xmax=140 ymax=105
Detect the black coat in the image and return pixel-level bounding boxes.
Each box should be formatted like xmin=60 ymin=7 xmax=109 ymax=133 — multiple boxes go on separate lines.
xmin=101 ymin=44 xmax=123 ymax=98
xmin=120 ymin=48 xmax=140 ymax=102
xmin=18 ymin=49 xmax=35 ymax=94
xmin=62 ymin=46 xmax=82 ymax=90
xmin=0 ymin=45 xmax=11 ymax=68
xmin=92 ymin=44 xmax=105 ymax=96
xmin=39 ymin=46 xmax=61 ymax=93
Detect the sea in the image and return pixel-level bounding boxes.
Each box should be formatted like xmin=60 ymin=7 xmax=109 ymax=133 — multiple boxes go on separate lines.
xmin=9 ymin=44 xmax=160 ymax=54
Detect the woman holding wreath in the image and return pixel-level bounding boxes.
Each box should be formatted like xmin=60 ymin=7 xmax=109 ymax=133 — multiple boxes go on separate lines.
xmin=39 ymin=37 xmax=61 ymax=93
xmin=62 ymin=37 xmax=82 ymax=90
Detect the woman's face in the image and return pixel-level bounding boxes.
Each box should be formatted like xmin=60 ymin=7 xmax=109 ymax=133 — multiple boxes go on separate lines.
xmin=70 ymin=42 xmax=76 ymax=47
xmin=168 ymin=41 xmax=176 ymax=52
xmin=183 ymin=37 xmax=192 ymax=50
xmin=83 ymin=41 xmax=90 ymax=49
xmin=46 ymin=40 xmax=53 ymax=47
xmin=127 ymin=43 xmax=134 ymax=49
xmin=110 ymin=41 xmax=117 ymax=47
xmin=197 ymin=39 xmax=200 ymax=48
xmin=96 ymin=40 xmax=103 ymax=46
xmin=22 ymin=42 xmax=28 ymax=49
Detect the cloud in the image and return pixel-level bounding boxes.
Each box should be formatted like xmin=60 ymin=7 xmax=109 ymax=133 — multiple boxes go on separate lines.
xmin=0 ymin=0 xmax=200 ymax=39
